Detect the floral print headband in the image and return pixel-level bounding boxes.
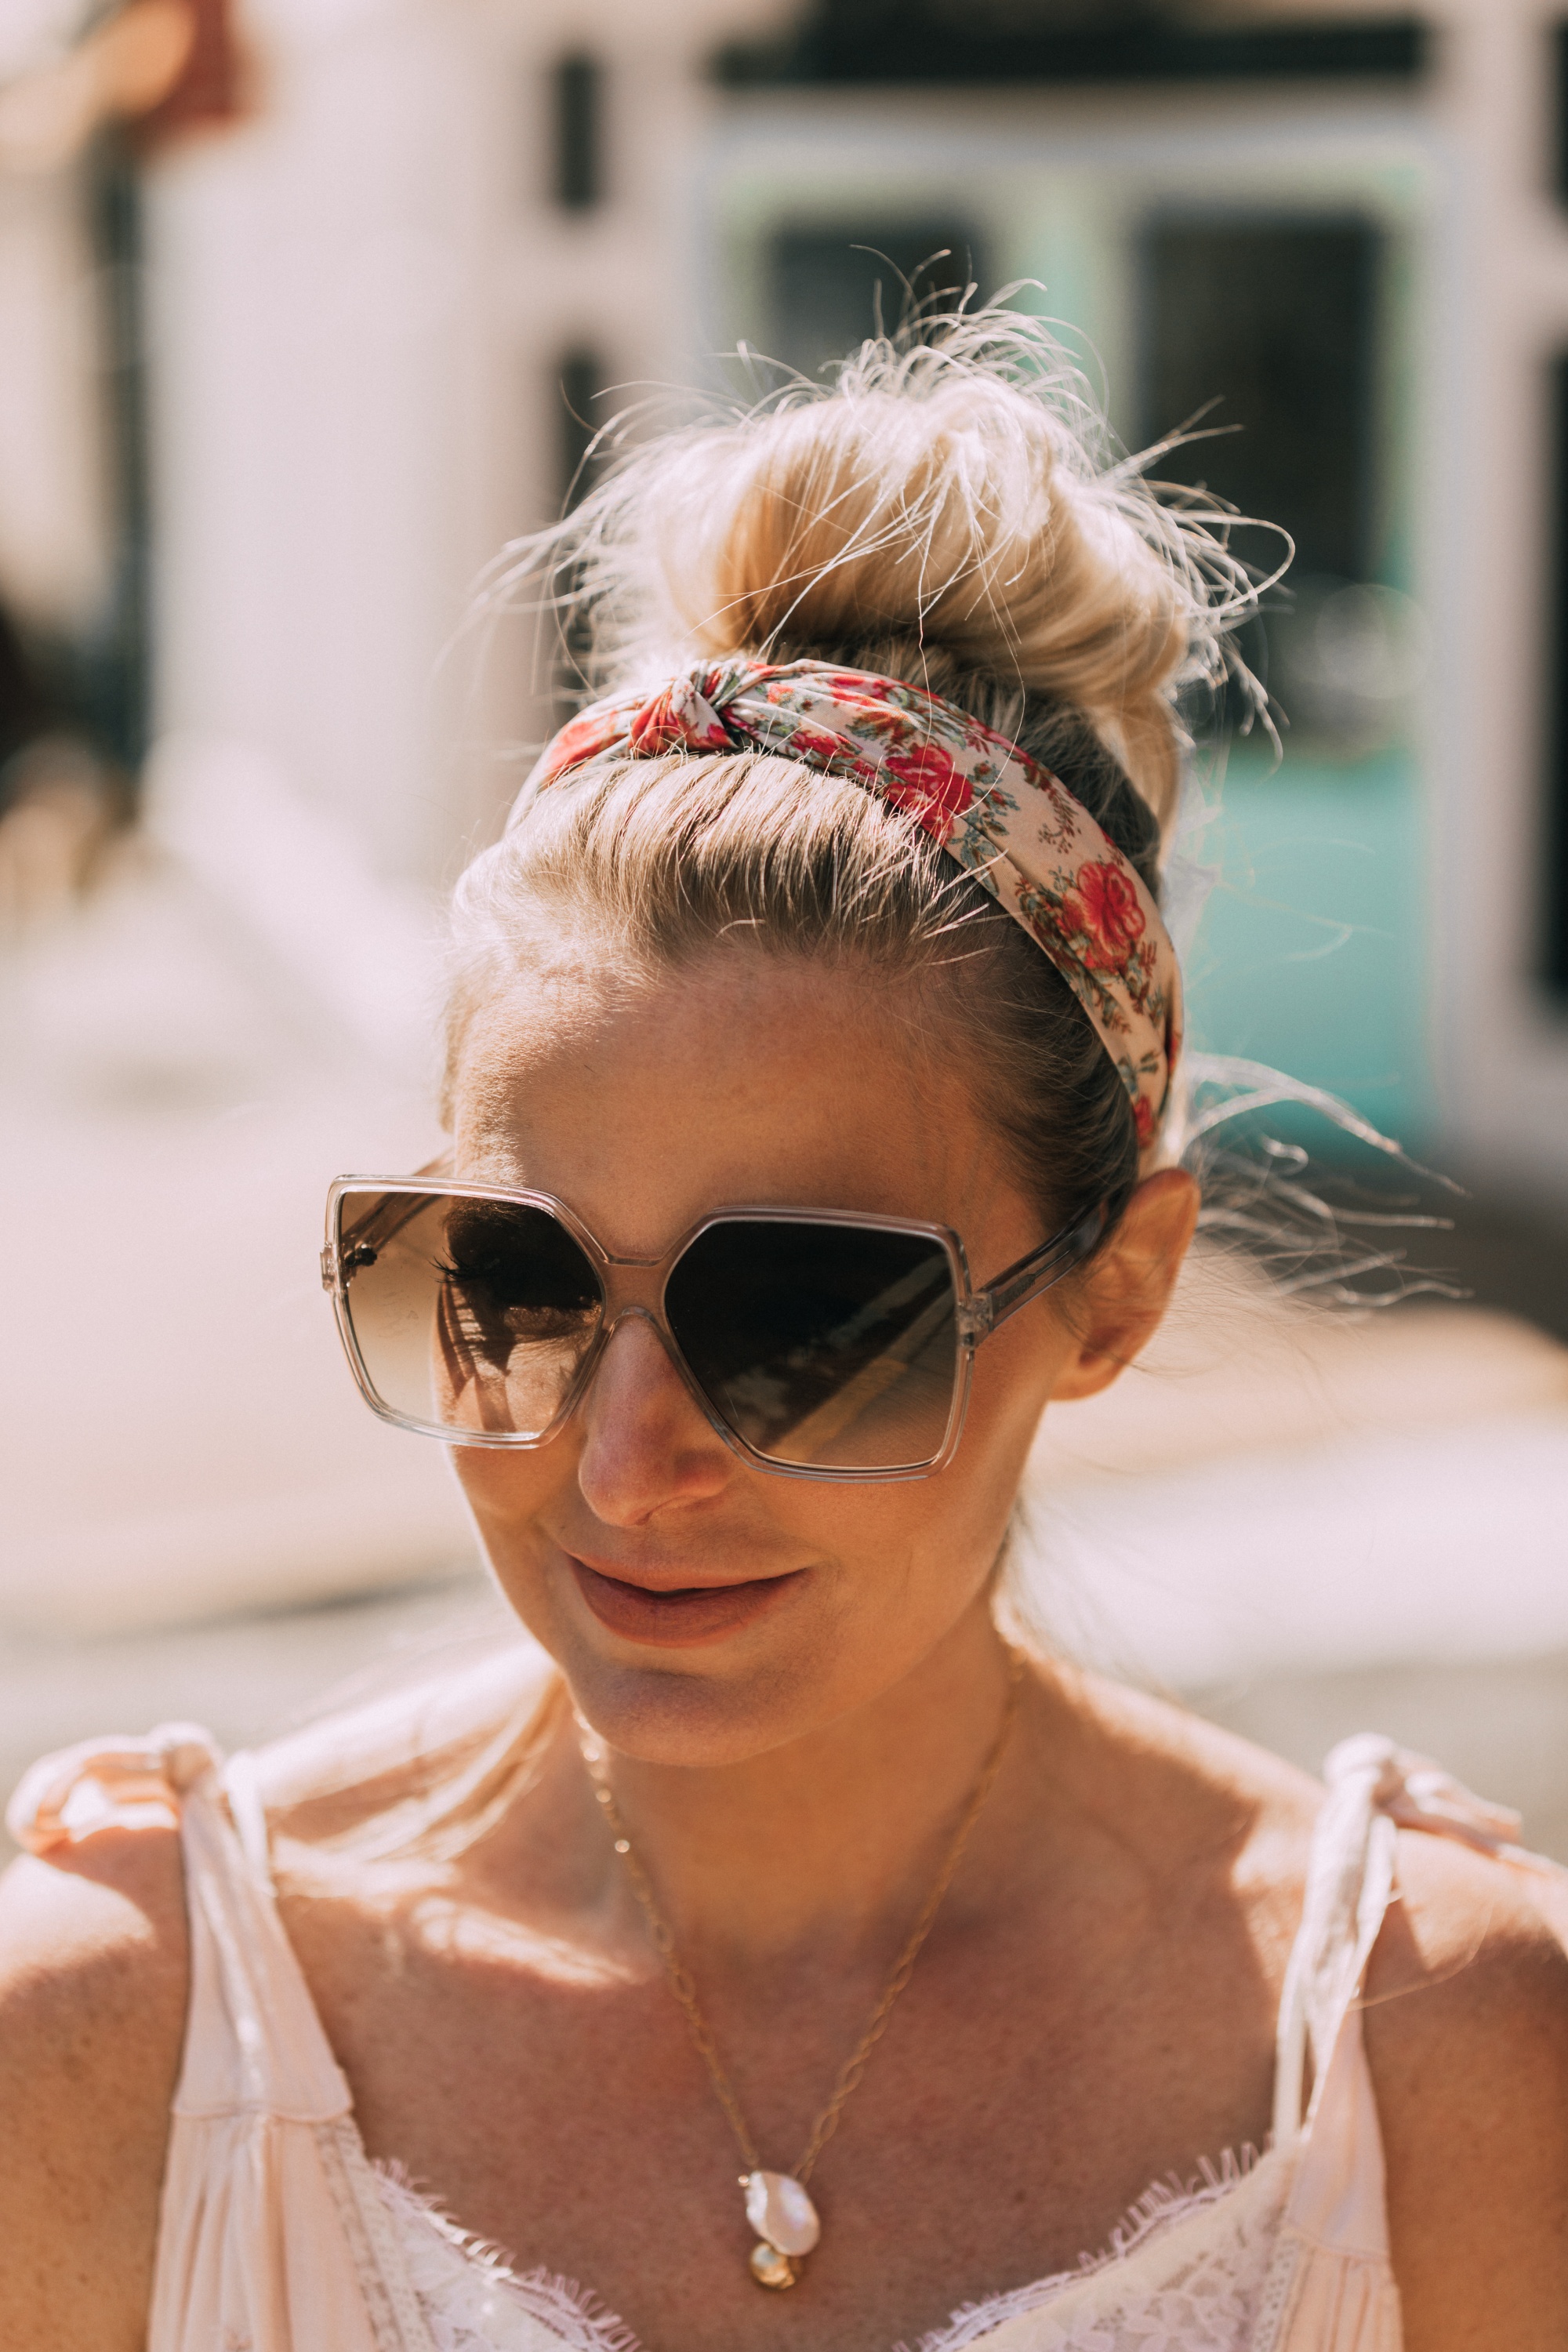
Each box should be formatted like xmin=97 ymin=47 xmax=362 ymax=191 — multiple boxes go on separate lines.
xmin=519 ymin=659 xmax=1182 ymax=1162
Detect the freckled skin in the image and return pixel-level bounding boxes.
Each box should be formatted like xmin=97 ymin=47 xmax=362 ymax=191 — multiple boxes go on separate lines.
xmin=2 ymin=938 xmax=1566 ymax=2352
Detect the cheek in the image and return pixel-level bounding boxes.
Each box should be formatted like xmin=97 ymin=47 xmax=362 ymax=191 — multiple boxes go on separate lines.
xmin=447 ymin=1443 xmax=585 ymax=1634
xmin=451 ymin=1439 xmax=564 ymax=1541
xmin=451 ymin=1439 xmax=597 ymax=1663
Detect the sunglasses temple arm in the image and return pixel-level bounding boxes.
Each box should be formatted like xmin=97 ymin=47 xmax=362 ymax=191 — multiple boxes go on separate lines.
xmin=963 ymin=1204 xmax=1108 ymax=1343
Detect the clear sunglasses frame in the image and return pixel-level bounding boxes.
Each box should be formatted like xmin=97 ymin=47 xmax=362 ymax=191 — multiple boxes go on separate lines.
xmin=321 ymin=1174 xmax=1104 ymax=1483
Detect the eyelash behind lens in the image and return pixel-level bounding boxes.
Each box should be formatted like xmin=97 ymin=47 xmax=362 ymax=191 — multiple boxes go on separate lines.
xmin=437 ymin=1256 xmax=598 ymax=1319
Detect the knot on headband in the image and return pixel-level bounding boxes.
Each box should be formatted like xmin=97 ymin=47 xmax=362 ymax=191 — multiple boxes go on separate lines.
xmin=520 ymin=659 xmax=1182 ymax=1162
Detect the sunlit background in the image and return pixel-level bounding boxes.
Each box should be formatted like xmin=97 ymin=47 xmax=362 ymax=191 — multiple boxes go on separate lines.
xmin=2 ymin=0 xmax=1566 ymax=1852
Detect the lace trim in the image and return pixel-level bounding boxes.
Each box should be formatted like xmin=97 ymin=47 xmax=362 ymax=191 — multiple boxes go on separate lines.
xmin=376 ymin=2167 xmax=641 ymax=2352
xmin=904 ymin=2146 xmax=1271 ymax=2352
xmin=376 ymin=2143 xmax=1280 ymax=2352
xmin=318 ymin=2123 xmax=437 ymax=2352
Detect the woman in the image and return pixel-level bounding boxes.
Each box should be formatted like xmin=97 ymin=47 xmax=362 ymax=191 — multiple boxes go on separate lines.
xmin=3 ymin=313 xmax=1566 ymax=2352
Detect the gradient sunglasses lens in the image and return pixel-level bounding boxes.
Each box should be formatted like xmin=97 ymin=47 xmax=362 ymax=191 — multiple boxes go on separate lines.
xmin=335 ymin=1187 xmax=604 ymax=1438
xmin=663 ymin=1218 xmax=960 ymax=1472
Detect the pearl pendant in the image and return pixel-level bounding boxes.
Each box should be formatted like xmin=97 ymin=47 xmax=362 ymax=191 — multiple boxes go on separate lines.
xmin=742 ymin=2169 xmax=821 ymax=2287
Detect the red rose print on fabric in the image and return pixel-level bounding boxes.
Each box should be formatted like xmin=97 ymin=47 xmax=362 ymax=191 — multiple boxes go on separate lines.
xmin=880 ymin=745 xmax=975 ymax=826
xmin=787 ymin=725 xmax=853 ymax=766
xmin=626 ymin=682 xmax=730 ymax=755
xmin=538 ymin=710 xmax=618 ymax=783
xmin=1058 ymin=861 xmax=1146 ymax=970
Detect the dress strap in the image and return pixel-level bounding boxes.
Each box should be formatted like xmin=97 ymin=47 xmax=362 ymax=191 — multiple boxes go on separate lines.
xmin=1272 ymin=1742 xmax=1394 ymax=2151
xmin=8 ymin=1722 xmax=350 ymax=2124
xmin=222 ymin=1747 xmax=274 ymax=1886
xmin=1250 ymin=1733 xmax=1555 ymax=2347
xmin=1272 ymin=1731 xmax=1548 ymax=2149
xmin=8 ymin=1722 xmax=219 ymax=1853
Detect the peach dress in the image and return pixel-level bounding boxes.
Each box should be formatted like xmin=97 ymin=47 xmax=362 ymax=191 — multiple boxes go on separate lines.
xmin=9 ymin=1722 xmax=1549 ymax=2352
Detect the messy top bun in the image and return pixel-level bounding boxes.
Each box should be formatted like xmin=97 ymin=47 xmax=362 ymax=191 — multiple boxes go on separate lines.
xmin=452 ymin=304 xmax=1258 ymax=1242
xmin=515 ymin=306 xmax=1252 ymax=827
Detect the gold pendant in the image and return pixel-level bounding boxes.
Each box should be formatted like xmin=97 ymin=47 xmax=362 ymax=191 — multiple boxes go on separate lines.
xmin=749 ymin=2241 xmax=798 ymax=2289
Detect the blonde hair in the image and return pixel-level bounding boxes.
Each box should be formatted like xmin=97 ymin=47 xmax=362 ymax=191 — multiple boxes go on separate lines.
xmin=488 ymin=300 xmax=1257 ymax=829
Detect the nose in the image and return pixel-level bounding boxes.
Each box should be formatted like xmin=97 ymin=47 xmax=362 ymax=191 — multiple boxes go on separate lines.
xmin=573 ymin=1308 xmax=735 ymax=1525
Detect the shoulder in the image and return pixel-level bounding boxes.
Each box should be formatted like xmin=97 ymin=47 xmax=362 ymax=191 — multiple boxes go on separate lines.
xmin=1366 ymin=1833 xmax=1568 ymax=2339
xmin=0 ymin=1822 xmax=188 ymax=2348
xmin=1071 ymin=1686 xmax=1568 ymax=2330
xmin=0 ymin=1819 xmax=188 ymax=2109
xmin=1366 ymin=1828 xmax=1568 ymax=2168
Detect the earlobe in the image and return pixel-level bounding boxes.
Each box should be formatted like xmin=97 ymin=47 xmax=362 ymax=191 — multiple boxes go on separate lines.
xmin=1047 ymin=1168 xmax=1200 ymax=1403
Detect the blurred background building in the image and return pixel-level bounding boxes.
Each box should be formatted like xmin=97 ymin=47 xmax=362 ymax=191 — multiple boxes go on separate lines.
xmin=2 ymin=0 xmax=1566 ymax=1848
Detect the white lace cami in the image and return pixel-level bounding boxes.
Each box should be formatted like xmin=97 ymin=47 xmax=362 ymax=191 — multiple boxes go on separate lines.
xmin=7 ymin=1723 xmax=1550 ymax=2352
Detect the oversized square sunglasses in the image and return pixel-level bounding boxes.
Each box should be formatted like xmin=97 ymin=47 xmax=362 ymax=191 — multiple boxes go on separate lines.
xmin=322 ymin=1177 xmax=1104 ymax=1482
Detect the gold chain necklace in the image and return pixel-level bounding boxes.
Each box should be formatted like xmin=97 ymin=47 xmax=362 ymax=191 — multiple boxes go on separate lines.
xmin=579 ymin=1650 xmax=1024 ymax=2292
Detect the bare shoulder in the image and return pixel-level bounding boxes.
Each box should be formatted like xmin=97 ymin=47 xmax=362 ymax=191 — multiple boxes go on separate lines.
xmin=0 ymin=1824 xmax=188 ymax=2350
xmin=1364 ymin=1832 xmax=1568 ymax=2346
xmin=0 ymin=1820 xmax=188 ymax=2130
xmin=1367 ymin=1828 xmax=1568 ymax=2141
xmin=1069 ymin=1681 xmax=1568 ymax=2339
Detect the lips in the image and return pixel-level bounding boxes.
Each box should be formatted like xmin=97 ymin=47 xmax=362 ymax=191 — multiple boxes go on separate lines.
xmin=567 ymin=1555 xmax=802 ymax=1646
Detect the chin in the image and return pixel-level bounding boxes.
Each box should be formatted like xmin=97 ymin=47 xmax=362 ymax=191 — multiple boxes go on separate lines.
xmin=488 ymin=1553 xmax=868 ymax=1766
xmin=557 ymin=1636 xmax=851 ymax=1769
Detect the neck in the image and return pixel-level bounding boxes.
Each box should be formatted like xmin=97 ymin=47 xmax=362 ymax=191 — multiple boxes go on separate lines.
xmin=558 ymin=1599 xmax=1022 ymax=1976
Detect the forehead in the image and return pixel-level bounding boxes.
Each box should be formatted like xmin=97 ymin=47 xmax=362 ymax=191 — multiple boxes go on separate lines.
xmin=449 ymin=937 xmax=1007 ymax=1258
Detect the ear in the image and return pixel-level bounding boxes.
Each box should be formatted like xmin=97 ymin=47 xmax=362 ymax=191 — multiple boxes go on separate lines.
xmin=1048 ymin=1169 xmax=1200 ymax=1403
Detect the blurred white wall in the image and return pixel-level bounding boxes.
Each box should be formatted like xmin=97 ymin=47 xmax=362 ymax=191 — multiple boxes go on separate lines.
xmin=146 ymin=0 xmax=521 ymax=884
xmin=0 ymin=162 xmax=108 ymax=630
xmin=143 ymin=0 xmax=786 ymax=885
